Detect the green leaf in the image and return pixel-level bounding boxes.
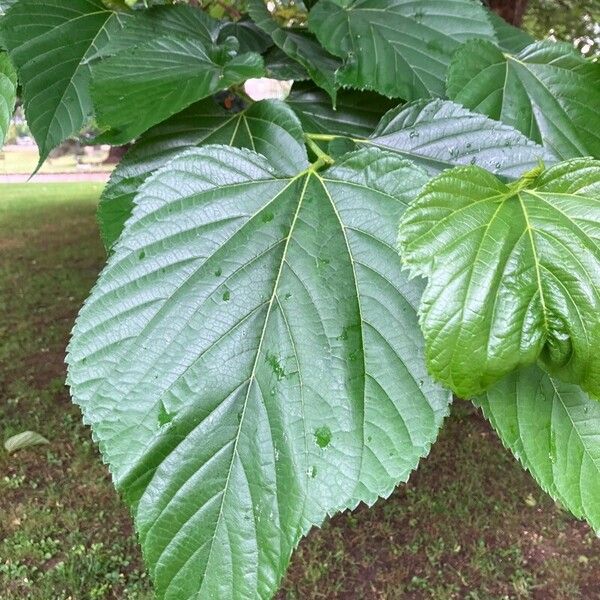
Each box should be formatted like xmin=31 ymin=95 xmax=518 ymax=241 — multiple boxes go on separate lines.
xmin=398 ymin=158 xmax=600 ymax=399
xmin=308 ymin=0 xmax=496 ymax=100
xmin=447 ymin=40 xmax=600 ymax=160
xmin=4 ymin=431 xmax=50 ymax=454
xmin=0 ymin=52 xmax=16 ymax=148
xmin=90 ymin=35 xmax=264 ymax=144
xmin=0 ymin=0 xmax=130 ymax=162
xmin=249 ymin=0 xmax=340 ymax=101
xmin=486 ymin=11 xmax=535 ymax=53
xmin=218 ymin=19 xmax=273 ymax=54
xmin=67 ymin=146 xmax=450 ymax=598
xmin=287 ymin=84 xmax=395 ymax=138
xmin=477 ymin=365 xmax=600 ymax=532
xmin=98 ymin=99 xmax=309 ymax=250
xmin=264 ymin=47 xmax=309 ymax=81
xmin=88 ymin=4 xmax=221 ymax=61
xmin=368 ymin=99 xmax=554 ymax=178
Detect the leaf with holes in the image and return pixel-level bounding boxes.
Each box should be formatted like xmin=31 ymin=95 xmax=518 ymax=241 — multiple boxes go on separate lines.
xmin=98 ymin=99 xmax=309 ymax=251
xmin=477 ymin=365 xmax=600 ymax=532
xmin=398 ymin=158 xmax=600 ymax=399
xmin=447 ymin=40 xmax=600 ymax=160
xmin=90 ymin=35 xmax=264 ymax=144
xmin=67 ymin=146 xmax=450 ymax=599
xmin=308 ymin=0 xmax=495 ymax=100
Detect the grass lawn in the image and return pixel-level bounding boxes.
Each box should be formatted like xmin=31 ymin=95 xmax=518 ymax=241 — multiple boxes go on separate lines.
xmin=0 ymin=150 xmax=113 ymax=175
xmin=1 ymin=182 xmax=600 ymax=599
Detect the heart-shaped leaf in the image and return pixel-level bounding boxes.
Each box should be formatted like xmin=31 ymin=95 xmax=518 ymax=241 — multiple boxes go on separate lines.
xmin=68 ymin=146 xmax=450 ymax=599
xmin=398 ymin=158 xmax=600 ymax=399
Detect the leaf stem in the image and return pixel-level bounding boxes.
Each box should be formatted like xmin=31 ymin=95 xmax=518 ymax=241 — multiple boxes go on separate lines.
xmin=304 ymin=135 xmax=335 ymax=169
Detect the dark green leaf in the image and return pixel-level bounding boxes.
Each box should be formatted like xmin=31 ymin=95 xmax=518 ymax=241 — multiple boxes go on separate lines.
xmin=487 ymin=11 xmax=535 ymax=53
xmin=88 ymin=4 xmax=221 ymax=60
xmin=398 ymin=159 xmax=600 ymax=399
xmin=249 ymin=0 xmax=340 ymax=101
xmin=0 ymin=52 xmax=16 ymax=148
xmin=309 ymin=0 xmax=496 ymax=100
xmin=477 ymin=365 xmax=600 ymax=532
xmin=68 ymin=146 xmax=450 ymax=599
xmin=0 ymin=0 xmax=130 ymax=161
xmin=287 ymin=84 xmax=395 ymax=138
xmin=98 ymin=99 xmax=309 ymax=250
xmin=218 ymin=19 xmax=273 ymax=54
xmin=368 ymin=99 xmax=554 ymax=178
xmin=264 ymin=47 xmax=309 ymax=81
xmin=90 ymin=35 xmax=264 ymax=144
xmin=447 ymin=40 xmax=600 ymax=160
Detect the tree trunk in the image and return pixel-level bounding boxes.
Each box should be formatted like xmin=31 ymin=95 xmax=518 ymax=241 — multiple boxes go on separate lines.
xmin=103 ymin=145 xmax=129 ymax=164
xmin=486 ymin=0 xmax=529 ymax=26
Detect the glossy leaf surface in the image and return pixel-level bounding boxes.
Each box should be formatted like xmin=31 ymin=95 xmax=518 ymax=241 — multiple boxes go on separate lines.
xmin=309 ymin=0 xmax=495 ymax=100
xmin=398 ymin=159 xmax=600 ymax=399
xmin=0 ymin=0 xmax=128 ymax=161
xmin=447 ymin=40 xmax=600 ymax=160
xmin=478 ymin=365 xmax=600 ymax=532
xmin=91 ymin=36 xmax=264 ymax=144
xmin=68 ymin=146 xmax=450 ymax=599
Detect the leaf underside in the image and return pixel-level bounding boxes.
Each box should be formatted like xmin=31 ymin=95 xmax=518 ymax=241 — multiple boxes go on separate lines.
xmin=67 ymin=145 xmax=451 ymax=599
xmin=398 ymin=159 xmax=600 ymax=399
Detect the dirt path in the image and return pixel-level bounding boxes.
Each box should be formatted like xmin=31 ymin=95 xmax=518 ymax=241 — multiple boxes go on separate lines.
xmin=0 ymin=172 xmax=110 ymax=183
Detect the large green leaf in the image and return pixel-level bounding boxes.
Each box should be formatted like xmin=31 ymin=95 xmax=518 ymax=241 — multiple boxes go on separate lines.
xmin=287 ymin=84 xmax=395 ymax=138
xmin=0 ymin=52 xmax=16 ymax=148
xmin=98 ymin=99 xmax=309 ymax=250
xmin=477 ymin=365 xmax=600 ymax=532
xmin=308 ymin=0 xmax=496 ymax=100
xmin=0 ymin=0 xmax=129 ymax=161
xmin=88 ymin=4 xmax=221 ymax=61
xmin=486 ymin=11 xmax=534 ymax=53
xmin=398 ymin=159 xmax=600 ymax=399
xmin=367 ymin=99 xmax=554 ymax=178
xmin=90 ymin=35 xmax=264 ymax=144
xmin=67 ymin=146 xmax=450 ymax=598
xmin=249 ymin=0 xmax=340 ymax=101
xmin=447 ymin=40 xmax=600 ymax=160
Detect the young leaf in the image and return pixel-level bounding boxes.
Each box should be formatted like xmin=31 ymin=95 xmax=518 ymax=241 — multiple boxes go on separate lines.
xmin=486 ymin=11 xmax=535 ymax=53
xmin=308 ymin=0 xmax=496 ymax=100
xmin=287 ymin=84 xmax=395 ymax=138
xmin=0 ymin=0 xmax=130 ymax=162
xmin=447 ymin=40 xmax=600 ymax=160
xmin=0 ymin=52 xmax=16 ymax=148
xmin=98 ymin=99 xmax=309 ymax=250
xmin=4 ymin=431 xmax=50 ymax=454
xmin=67 ymin=146 xmax=450 ymax=598
xmin=90 ymin=36 xmax=264 ymax=144
xmin=398 ymin=158 xmax=600 ymax=399
xmin=249 ymin=0 xmax=340 ymax=101
xmin=477 ymin=365 xmax=600 ymax=532
xmin=368 ymin=99 xmax=554 ymax=178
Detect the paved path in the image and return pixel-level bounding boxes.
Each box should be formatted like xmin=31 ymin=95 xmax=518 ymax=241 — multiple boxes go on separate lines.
xmin=0 ymin=172 xmax=111 ymax=183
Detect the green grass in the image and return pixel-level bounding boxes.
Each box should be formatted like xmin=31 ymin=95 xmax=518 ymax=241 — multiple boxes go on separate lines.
xmin=0 ymin=149 xmax=113 ymax=175
xmin=1 ymin=182 xmax=600 ymax=599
